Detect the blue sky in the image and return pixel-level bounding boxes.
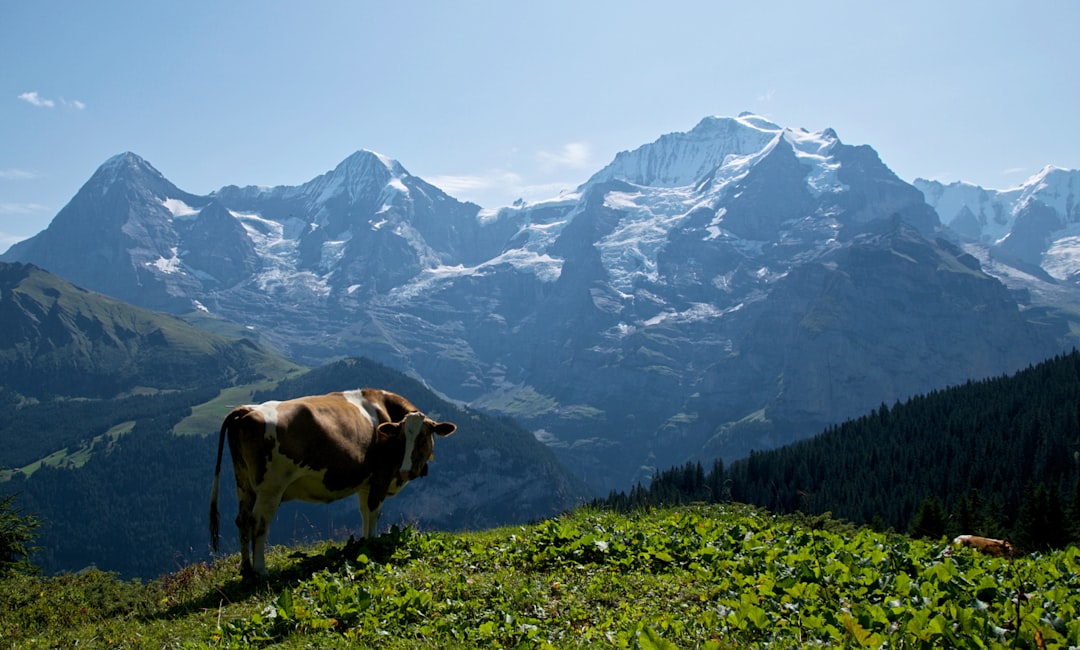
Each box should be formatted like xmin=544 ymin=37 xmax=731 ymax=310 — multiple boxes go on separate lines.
xmin=2 ymin=1 xmax=1078 ymax=250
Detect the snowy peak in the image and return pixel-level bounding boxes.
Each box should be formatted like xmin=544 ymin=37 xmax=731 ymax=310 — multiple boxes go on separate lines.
xmin=83 ymin=151 xmax=190 ymax=204
xmin=1027 ymin=164 xmax=1072 ymax=186
xmin=332 ymin=149 xmax=406 ymax=181
xmin=93 ymin=151 xmax=161 ymax=182
xmin=208 ymin=149 xmax=421 ymax=227
xmin=693 ymin=113 xmax=782 ymax=139
xmin=51 ymin=152 xmax=208 ymax=236
xmin=1014 ymin=165 xmax=1080 ymax=217
xmin=586 ymin=113 xmax=843 ymax=198
xmin=299 ymin=149 xmax=411 ymax=207
xmin=734 ymin=111 xmax=782 ymax=130
xmin=589 ymin=114 xmax=780 ymax=188
xmin=916 ymin=165 xmax=1080 ymax=246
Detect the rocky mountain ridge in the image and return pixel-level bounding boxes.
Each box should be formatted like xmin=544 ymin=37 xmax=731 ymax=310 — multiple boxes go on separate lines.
xmin=916 ymin=166 xmax=1080 ymax=279
xmin=3 ymin=114 xmax=1073 ymax=490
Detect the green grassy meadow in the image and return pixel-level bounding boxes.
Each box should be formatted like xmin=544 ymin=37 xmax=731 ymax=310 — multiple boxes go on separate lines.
xmin=2 ymin=503 xmax=1078 ymax=648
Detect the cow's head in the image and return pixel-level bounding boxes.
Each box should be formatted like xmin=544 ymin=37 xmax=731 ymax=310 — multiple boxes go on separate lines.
xmin=378 ymin=412 xmax=456 ymax=484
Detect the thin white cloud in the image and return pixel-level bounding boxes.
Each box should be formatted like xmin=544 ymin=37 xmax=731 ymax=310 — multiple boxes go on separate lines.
xmin=427 ymin=169 xmax=579 ymax=207
xmin=0 ymin=169 xmax=39 ymax=180
xmin=0 ymin=226 xmax=31 ymax=244
xmin=427 ymin=170 xmax=525 ymax=195
xmin=757 ymin=89 xmax=777 ymax=102
xmin=18 ymin=91 xmax=55 ymax=108
xmin=514 ymin=181 xmax=580 ymax=201
xmin=0 ymin=202 xmax=48 ymax=214
xmin=427 ymin=175 xmax=492 ymax=194
xmin=17 ymin=91 xmax=85 ymax=110
xmin=0 ymin=230 xmax=30 ymax=250
xmin=537 ymin=142 xmax=591 ymax=171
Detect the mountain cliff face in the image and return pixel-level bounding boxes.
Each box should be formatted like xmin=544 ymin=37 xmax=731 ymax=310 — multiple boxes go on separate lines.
xmin=3 ymin=115 xmax=1071 ymax=490
xmin=2 ymin=154 xmax=211 ymax=312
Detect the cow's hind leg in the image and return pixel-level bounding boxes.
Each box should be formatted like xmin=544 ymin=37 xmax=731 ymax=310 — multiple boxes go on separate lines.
xmin=250 ymin=489 xmax=284 ymax=577
xmin=235 ymin=489 xmax=257 ymax=580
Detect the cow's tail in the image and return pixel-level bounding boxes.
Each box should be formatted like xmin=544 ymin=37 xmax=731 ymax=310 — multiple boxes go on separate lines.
xmin=209 ymin=411 xmax=235 ymax=552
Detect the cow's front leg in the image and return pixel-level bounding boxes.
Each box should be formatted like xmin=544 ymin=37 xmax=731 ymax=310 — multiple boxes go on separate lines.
xmin=357 ymin=488 xmax=383 ymax=538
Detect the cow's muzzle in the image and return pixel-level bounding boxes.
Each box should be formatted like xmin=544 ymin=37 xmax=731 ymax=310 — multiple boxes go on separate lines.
xmin=397 ymin=465 xmax=429 ymax=484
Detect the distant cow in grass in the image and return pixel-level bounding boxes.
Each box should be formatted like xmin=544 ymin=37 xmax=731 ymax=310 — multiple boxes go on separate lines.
xmin=950 ymin=535 xmax=1021 ymax=558
xmin=209 ymin=388 xmax=456 ymax=578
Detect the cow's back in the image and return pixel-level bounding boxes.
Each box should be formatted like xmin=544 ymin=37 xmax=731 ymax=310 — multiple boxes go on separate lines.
xmin=271 ymin=393 xmax=383 ymax=493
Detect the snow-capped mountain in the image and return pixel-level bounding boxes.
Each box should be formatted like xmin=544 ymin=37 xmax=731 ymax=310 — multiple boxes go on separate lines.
xmin=3 ymin=115 xmax=1070 ymax=490
xmin=916 ymin=167 xmax=1080 ymax=278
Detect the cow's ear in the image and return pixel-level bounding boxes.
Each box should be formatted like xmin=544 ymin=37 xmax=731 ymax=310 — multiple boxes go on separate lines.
xmin=377 ymin=421 xmax=400 ymax=441
xmin=434 ymin=421 xmax=456 ymax=437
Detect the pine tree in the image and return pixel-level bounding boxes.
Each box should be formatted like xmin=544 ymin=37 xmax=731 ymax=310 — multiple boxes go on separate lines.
xmin=706 ymin=458 xmax=726 ymax=503
xmin=1068 ymin=478 xmax=1080 ymax=544
xmin=910 ymin=497 xmax=947 ymax=540
xmin=951 ymin=489 xmax=992 ymax=538
xmin=1016 ymin=482 xmax=1069 ymax=551
xmin=0 ymin=493 xmax=40 ymax=575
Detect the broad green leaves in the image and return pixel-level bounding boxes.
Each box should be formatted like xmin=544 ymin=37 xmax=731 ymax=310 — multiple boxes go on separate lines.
xmin=207 ymin=505 xmax=1080 ymax=648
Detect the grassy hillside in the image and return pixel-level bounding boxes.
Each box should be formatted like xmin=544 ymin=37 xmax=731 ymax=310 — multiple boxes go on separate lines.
xmin=0 ymin=261 xmax=301 ymax=400
xmin=2 ymin=503 xmax=1078 ymax=648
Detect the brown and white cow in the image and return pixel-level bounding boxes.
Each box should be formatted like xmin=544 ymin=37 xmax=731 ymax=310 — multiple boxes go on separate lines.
xmin=950 ymin=535 xmax=1021 ymax=558
xmin=209 ymin=388 xmax=456 ymax=578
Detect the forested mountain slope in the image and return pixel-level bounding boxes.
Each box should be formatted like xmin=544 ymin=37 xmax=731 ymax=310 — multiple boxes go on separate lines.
xmin=604 ymin=350 xmax=1080 ymax=550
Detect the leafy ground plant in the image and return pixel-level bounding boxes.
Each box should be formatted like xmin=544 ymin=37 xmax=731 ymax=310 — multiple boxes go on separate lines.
xmin=2 ymin=503 xmax=1079 ymax=648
